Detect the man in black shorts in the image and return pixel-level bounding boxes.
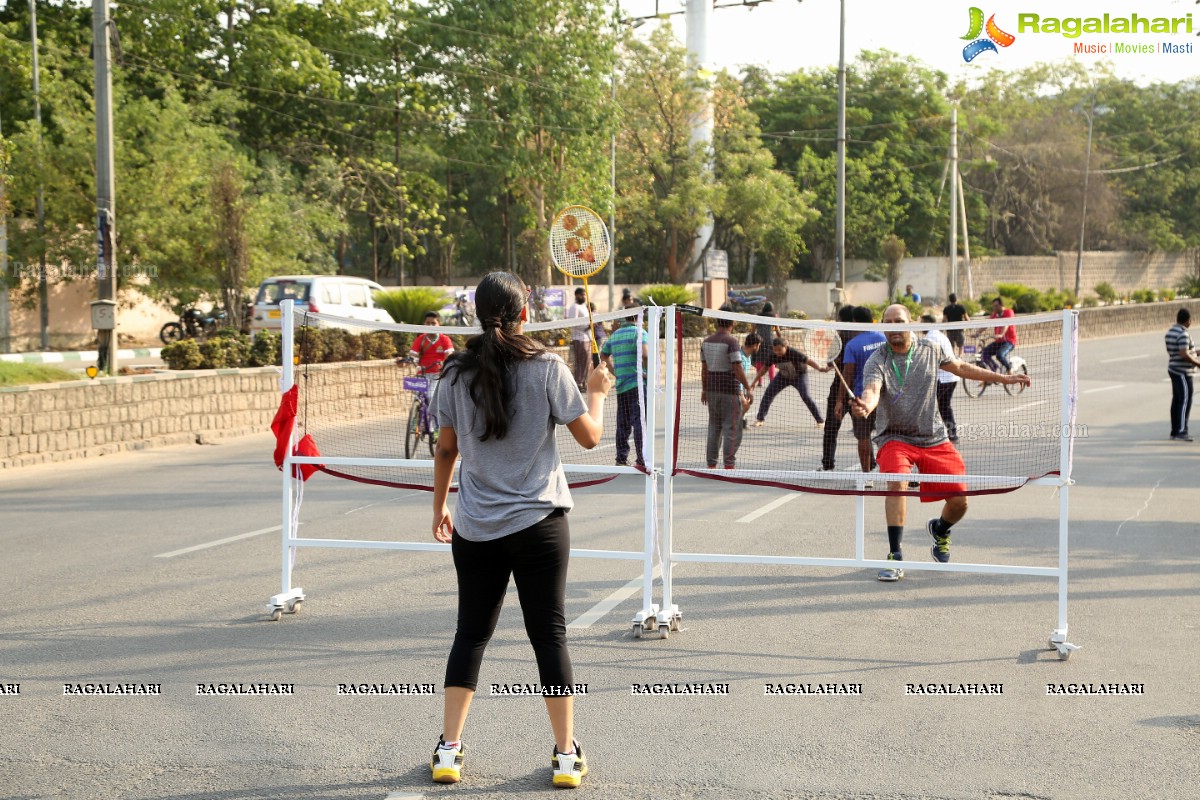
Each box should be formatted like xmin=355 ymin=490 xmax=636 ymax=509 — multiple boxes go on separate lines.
xmin=942 ymin=292 xmax=970 ymax=355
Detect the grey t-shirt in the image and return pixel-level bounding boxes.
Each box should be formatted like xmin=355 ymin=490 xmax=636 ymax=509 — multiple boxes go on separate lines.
xmin=433 ymin=352 xmax=588 ymax=541
xmin=862 ymin=338 xmax=953 ymax=448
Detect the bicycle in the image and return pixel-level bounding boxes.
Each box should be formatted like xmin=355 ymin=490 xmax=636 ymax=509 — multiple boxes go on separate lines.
xmin=401 ymin=361 xmax=439 ymax=458
xmin=960 ymin=334 xmax=1028 ymax=398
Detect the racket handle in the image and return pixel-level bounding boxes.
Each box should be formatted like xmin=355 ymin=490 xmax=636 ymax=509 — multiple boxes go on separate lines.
xmin=592 ymin=352 xmax=600 ymax=369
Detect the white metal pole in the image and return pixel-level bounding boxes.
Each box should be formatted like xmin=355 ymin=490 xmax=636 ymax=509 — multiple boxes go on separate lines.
xmin=1055 ymin=309 xmax=1077 ymax=636
xmin=686 ymin=0 xmax=714 ymax=282
xmin=660 ymin=306 xmax=678 ymax=614
xmin=280 ymin=300 xmax=295 ymax=594
xmin=641 ymin=307 xmax=657 ymax=612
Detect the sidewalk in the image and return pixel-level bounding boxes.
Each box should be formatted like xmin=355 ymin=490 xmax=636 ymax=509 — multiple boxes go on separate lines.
xmin=0 ymin=348 xmax=161 ymax=365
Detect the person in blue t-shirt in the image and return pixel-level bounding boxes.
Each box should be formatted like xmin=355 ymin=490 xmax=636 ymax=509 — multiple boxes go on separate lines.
xmin=600 ymin=306 xmax=650 ymax=466
xmin=836 ymin=306 xmax=888 ymax=483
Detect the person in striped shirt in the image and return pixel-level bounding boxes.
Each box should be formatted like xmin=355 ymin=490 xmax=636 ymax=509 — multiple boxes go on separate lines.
xmin=1166 ymin=308 xmax=1200 ymax=442
xmin=601 ymin=306 xmax=650 ymax=466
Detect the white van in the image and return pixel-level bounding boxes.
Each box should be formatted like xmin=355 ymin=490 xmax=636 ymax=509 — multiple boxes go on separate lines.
xmin=250 ymin=275 xmax=393 ymax=331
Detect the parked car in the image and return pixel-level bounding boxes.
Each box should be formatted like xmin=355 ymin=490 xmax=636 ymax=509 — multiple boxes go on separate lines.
xmin=249 ymin=275 xmax=393 ymax=331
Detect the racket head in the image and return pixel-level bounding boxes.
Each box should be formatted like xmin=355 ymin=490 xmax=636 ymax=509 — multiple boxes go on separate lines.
xmin=549 ymin=205 xmax=611 ymax=279
xmin=804 ymin=327 xmax=843 ymax=366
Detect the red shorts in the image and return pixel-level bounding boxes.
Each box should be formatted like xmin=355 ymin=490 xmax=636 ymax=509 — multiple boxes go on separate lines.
xmin=877 ymin=440 xmax=967 ymax=502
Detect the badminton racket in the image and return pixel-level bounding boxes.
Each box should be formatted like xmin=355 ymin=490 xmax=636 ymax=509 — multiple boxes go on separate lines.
xmin=549 ymin=205 xmax=612 ymax=368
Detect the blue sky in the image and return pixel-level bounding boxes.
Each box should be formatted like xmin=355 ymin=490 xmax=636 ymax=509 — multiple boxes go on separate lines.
xmin=622 ymin=0 xmax=1200 ymax=85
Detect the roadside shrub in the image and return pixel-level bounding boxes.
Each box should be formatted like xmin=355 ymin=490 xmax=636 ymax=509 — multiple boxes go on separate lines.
xmin=161 ymin=339 xmax=203 ymax=370
xmin=248 ymin=331 xmax=281 ymax=367
xmin=1130 ymin=288 xmax=1156 ymax=304
xmin=1081 ymin=294 xmax=1100 ymax=308
xmin=1094 ymin=282 xmax=1118 ymax=303
xmin=1158 ymin=288 xmax=1176 ymax=302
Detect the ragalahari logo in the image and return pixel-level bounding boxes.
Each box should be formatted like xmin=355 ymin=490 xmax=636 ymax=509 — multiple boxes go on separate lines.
xmin=962 ymin=7 xmax=1016 ymax=62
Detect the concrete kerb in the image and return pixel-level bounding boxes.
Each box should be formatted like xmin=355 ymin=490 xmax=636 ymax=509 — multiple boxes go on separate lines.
xmin=0 ymin=347 xmax=162 ymax=365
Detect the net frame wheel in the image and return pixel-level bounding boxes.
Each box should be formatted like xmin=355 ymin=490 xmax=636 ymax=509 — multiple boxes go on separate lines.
xmin=657 ymin=624 xmax=670 ymax=640
xmin=288 ymin=599 xmax=302 ymax=615
xmin=269 ymin=608 xmax=283 ymax=622
xmin=404 ymin=401 xmax=422 ymax=459
xmin=1003 ymin=363 xmax=1029 ymax=396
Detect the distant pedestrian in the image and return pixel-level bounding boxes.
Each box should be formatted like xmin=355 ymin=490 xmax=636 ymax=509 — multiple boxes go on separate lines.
xmin=600 ymin=307 xmax=649 ymax=466
xmin=904 ymin=285 xmax=922 ymax=305
xmin=701 ymin=313 xmax=753 ymax=469
xmin=1166 ymin=308 xmax=1200 ymax=441
xmin=564 ymin=287 xmax=590 ymax=390
xmin=942 ymin=293 xmax=970 ymax=355
xmin=752 ymin=302 xmax=779 ymax=387
xmin=752 ymin=337 xmax=830 ymax=428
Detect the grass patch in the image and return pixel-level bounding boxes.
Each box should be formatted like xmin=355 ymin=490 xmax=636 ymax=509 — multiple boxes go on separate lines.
xmin=0 ymin=362 xmax=83 ymax=387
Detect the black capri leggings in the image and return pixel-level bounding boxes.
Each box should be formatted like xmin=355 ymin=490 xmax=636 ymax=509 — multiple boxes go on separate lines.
xmin=445 ymin=508 xmax=573 ymax=692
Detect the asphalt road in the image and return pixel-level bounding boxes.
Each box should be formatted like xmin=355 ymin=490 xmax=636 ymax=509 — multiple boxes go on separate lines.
xmin=1 ymin=330 xmax=1197 ymax=800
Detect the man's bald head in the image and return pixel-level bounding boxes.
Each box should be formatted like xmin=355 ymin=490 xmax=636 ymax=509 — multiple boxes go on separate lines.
xmin=882 ymin=304 xmax=911 ymax=324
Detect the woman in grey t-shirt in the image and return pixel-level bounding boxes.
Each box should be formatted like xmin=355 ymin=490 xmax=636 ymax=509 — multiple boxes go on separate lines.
xmin=428 ymin=271 xmax=612 ymax=788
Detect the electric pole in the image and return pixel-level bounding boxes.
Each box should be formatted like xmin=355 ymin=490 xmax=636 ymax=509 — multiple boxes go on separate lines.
xmin=834 ymin=0 xmax=846 ymax=294
xmin=94 ymin=0 xmax=118 ymax=374
xmin=31 ymin=0 xmax=48 ymax=350
xmin=949 ymin=108 xmax=958 ymax=298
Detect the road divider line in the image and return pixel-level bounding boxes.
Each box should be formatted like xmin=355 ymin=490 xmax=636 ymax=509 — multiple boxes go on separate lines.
xmin=1082 ymin=385 xmax=1126 ymax=394
xmin=568 ymin=565 xmax=662 ymax=629
xmin=155 ymin=525 xmax=283 ymax=558
xmin=737 ymin=492 xmax=799 ymax=523
xmin=1099 ymin=355 xmax=1145 ymax=364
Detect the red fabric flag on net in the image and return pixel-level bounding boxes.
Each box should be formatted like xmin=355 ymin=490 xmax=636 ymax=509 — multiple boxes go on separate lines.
xmin=271 ymin=385 xmax=321 ymax=481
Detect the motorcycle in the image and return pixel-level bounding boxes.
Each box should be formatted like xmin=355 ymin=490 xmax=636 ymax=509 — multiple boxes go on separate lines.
xmin=726 ymin=287 xmax=768 ymax=313
xmin=160 ymin=307 xmax=228 ymax=344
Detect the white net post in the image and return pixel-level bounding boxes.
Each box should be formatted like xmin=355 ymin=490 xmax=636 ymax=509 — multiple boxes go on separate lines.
xmin=658 ymin=305 xmax=679 ymax=632
xmin=1051 ymin=309 xmax=1080 ymax=655
xmin=635 ymin=306 xmax=662 ymax=632
xmin=268 ymin=299 xmax=305 ymax=618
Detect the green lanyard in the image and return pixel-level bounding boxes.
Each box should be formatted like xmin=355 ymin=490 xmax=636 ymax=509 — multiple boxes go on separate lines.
xmin=889 ymin=344 xmax=915 ymax=392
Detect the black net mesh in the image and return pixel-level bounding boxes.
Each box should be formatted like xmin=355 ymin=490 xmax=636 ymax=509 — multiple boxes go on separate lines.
xmin=670 ymin=308 xmax=1076 ymax=496
xmin=287 ymin=306 xmax=654 ymax=491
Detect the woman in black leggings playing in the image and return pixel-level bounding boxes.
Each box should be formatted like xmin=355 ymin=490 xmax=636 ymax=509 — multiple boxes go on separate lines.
xmin=429 ymin=271 xmax=612 ymax=788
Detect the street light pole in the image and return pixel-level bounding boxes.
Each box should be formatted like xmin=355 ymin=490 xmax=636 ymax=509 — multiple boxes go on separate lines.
xmin=1074 ymin=99 xmax=1095 ymax=300
xmin=609 ymin=0 xmax=619 ymax=311
xmin=93 ymin=0 xmax=119 ymax=375
xmin=834 ymin=0 xmax=846 ymax=294
xmin=30 ymin=0 xmax=48 ymax=350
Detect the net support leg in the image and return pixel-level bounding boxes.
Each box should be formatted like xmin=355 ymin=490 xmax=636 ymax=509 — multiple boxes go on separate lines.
xmin=1048 ymin=482 xmax=1078 ymax=659
xmin=633 ymin=306 xmax=663 ymax=638
xmin=855 ymin=493 xmax=866 ymax=561
xmin=267 ymin=299 xmax=304 ymax=621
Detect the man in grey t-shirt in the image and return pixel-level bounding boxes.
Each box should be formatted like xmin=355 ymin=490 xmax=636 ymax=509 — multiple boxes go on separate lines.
xmin=851 ymin=304 xmax=1030 ymax=581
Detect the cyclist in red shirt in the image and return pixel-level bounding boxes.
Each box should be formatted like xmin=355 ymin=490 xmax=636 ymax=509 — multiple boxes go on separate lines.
xmin=981 ymin=298 xmax=1017 ymax=373
xmin=410 ymin=311 xmax=455 ymax=374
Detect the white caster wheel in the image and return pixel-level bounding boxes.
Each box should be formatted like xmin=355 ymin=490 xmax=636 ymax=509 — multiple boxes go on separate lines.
xmin=1047 ymin=638 xmax=1058 ymax=650
xmin=658 ymin=624 xmax=669 ymax=640
xmin=632 ymin=623 xmax=643 ymax=639
xmin=669 ymin=617 xmax=681 ymax=632
xmin=1057 ymin=646 xmax=1072 ymax=661
xmin=288 ymin=600 xmax=302 ymax=615
xmin=269 ymin=608 xmax=283 ymax=622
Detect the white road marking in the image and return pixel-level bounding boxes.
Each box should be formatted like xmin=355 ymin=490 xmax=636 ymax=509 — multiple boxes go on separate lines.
xmin=1099 ymin=355 xmax=1145 ymax=364
xmin=384 ymin=793 xmax=425 ymax=800
xmin=737 ymin=492 xmax=799 ymax=523
xmin=154 ymin=526 xmax=283 ymax=558
xmin=1002 ymin=400 xmax=1049 ymax=414
xmin=1082 ymin=385 xmax=1126 ymax=394
xmin=345 ymin=493 xmax=420 ymax=515
xmin=567 ymin=565 xmax=662 ymax=629
xmin=1115 ymin=477 xmax=1165 ymax=537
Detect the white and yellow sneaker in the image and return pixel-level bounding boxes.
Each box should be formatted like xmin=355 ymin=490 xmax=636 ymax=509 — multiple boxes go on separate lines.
xmin=431 ymin=737 xmax=465 ymax=784
xmin=551 ymin=740 xmax=588 ymax=788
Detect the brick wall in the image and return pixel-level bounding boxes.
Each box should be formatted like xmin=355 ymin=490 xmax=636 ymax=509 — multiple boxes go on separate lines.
xmin=3 ymin=302 xmax=1198 ymax=469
